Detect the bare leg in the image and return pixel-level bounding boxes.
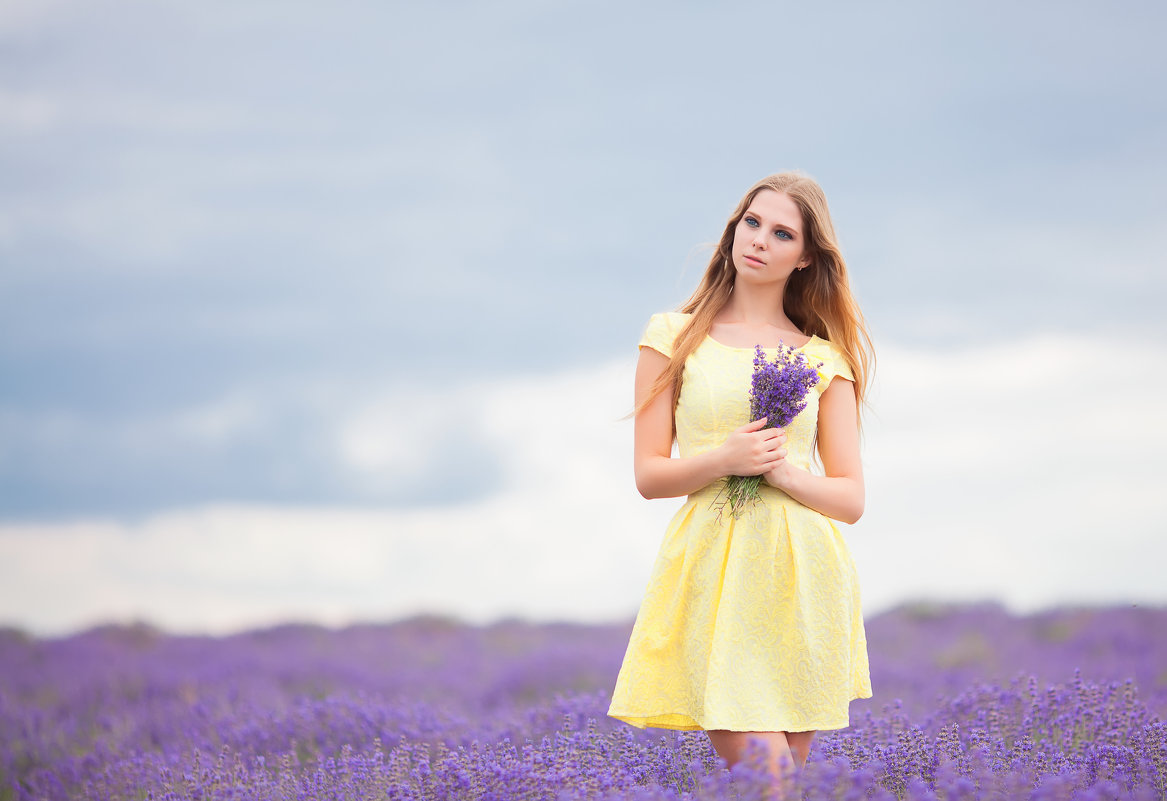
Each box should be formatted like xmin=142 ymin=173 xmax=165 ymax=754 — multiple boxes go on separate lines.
xmin=706 ymin=729 xmax=795 ymax=780
xmin=784 ymin=730 xmax=816 ymax=769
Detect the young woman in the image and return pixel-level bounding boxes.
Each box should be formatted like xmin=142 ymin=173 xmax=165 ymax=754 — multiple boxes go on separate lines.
xmin=608 ymin=172 xmax=874 ymax=784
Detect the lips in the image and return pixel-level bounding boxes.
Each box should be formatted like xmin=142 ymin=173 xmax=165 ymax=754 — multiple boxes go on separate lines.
xmin=743 ymin=255 xmax=765 ymax=266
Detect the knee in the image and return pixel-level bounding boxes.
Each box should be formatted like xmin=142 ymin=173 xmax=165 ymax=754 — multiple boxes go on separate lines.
xmin=784 ymin=730 xmax=816 ymax=768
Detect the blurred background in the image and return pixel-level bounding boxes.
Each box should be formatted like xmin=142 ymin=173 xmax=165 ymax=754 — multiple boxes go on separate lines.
xmin=1 ymin=0 xmax=1164 ymax=636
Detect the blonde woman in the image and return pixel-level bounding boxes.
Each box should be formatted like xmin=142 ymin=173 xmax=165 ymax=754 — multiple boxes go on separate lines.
xmin=608 ymin=172 xmax=874 ymax=786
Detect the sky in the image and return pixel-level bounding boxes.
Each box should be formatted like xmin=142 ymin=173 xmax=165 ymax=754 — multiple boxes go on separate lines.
xmin=1 ymin=0 xmax=1165 ymax=635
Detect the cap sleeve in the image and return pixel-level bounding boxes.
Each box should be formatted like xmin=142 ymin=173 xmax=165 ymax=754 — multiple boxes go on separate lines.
xmin=638 ymin=312 xmax=683 ymax=358
xmin=813 ymin=340 xmax=855 ymax=393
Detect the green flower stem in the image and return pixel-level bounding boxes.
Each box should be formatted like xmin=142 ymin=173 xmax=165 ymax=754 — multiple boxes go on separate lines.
xmin=712 ymin=474 xmax=764 ymax=519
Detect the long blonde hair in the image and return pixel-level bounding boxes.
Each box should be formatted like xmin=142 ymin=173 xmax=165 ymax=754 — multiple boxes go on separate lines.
xmin=641 ymin=171 xmax=874 ymax=428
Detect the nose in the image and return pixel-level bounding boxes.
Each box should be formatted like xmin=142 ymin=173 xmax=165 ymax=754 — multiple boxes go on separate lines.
xmin=752 ymin=229 xmax=766 ymax=249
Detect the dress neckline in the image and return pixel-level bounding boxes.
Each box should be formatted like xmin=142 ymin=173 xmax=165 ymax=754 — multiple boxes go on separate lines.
xmin=705 ymin=333 xmax=819 ymax=351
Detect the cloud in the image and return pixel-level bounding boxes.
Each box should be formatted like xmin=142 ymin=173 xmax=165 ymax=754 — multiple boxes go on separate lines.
xmin=0 ymin=356 xmax=673 ymax=633
xmin=2 ymin=334 xmax=1165 ymax=634
xmin=855 ymin=334 xmax=1167 ymax=611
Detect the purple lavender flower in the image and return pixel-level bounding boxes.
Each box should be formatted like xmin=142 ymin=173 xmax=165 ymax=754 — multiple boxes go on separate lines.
xmin=749 ymin=343 xmax=821 ymax=428
xmin=714 ymin=343 xmax=821 ymax=518
xmin=4 ymin=605 xmax=1167 ymax=799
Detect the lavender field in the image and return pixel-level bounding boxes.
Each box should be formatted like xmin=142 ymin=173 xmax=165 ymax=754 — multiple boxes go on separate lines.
xmin=2 ymin=603 xmax=1165 ymax=800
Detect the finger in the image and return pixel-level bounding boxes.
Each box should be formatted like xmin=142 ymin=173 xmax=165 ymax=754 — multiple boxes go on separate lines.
xmin=739 ymin=417 xmax=768 ymax=432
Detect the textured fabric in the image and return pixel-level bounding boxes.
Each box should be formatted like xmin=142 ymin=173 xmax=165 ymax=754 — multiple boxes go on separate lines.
xmin=608 ymin=311 xmax=872 ymax=733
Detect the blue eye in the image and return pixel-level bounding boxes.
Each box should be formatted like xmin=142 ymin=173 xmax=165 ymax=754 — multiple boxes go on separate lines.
xmin=744 ymin=216 xmax=759 ymax=227
xmin=775 ymin=230 xmax=793 ymax=241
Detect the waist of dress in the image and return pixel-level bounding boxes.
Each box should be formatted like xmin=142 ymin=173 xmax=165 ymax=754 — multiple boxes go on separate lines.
xmin=688 ymin=476 xmax=799 ymax=505
xmin=685 ymin=480 xmax=841 ymax=531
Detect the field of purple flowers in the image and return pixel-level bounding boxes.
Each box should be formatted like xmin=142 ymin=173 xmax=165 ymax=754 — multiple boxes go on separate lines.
xmin=2 ymin=602 xmax=1165 ymax=800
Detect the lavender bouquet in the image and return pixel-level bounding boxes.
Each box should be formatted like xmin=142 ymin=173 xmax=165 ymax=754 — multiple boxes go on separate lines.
xmin=713 ymin=343 xmax=822 ymax=518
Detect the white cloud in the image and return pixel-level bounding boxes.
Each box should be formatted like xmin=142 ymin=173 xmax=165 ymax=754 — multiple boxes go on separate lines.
xmin=2 ymin=334 xmax=1166 ymax=635
xmin=0 ymin=357 xmax=673 ymax=634
xmin=855 ymin=334 xmax=1167 ymax=612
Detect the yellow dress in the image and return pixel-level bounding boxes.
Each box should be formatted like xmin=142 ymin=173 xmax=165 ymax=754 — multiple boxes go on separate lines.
xmin=608 ymin=312 xmax=872 ymax=733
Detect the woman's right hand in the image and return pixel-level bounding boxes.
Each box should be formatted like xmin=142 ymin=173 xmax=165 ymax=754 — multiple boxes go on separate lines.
xmin=717 ymin=418 xmax=786 ymax=477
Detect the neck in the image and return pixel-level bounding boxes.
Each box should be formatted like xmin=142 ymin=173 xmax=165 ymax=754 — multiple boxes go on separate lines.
xmin=722 ymin=281 xmax=791 ymax=327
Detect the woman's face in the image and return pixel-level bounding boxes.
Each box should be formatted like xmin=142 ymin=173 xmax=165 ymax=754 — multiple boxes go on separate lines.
xmin=730 ymin=189 xmax=808 ymax=287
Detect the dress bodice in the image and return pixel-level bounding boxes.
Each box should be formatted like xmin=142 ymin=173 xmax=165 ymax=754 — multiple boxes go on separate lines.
xmin=639 ymin=312 xmax=855 ymax=474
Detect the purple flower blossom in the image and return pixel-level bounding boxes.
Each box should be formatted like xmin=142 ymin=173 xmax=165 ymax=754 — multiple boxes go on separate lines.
xmin=4 ymin=604 xmax=1167 ymax=800
xmin=749 ymin=343 xmax=822 ymax=429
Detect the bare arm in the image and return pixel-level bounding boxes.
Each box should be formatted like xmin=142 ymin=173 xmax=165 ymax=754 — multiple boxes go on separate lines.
xmin=762 ymin=376 xmax=865 ymax=523
xmin=633 ymin=346 xmax=786 ymax=499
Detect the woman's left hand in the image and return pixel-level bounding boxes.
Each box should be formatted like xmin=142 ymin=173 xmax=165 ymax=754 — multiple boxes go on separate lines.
xmin=759 ymin=427 xmax=797 ymax=491
xmin=762 ymin=377 xmax=865 ymax=524
xmin=761 ymin=451 xmax=799 ymax=492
